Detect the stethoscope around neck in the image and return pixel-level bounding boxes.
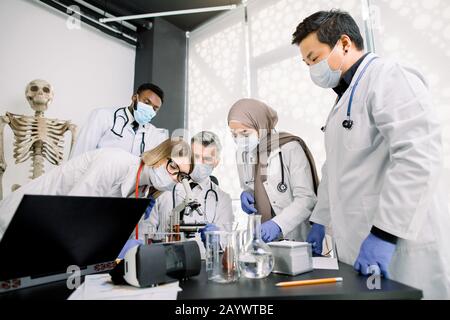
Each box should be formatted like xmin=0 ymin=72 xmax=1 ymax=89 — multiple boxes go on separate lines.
xmin=321 ymin=56 xmax=379 ymax=132
xmin=276 ymin=152 xmax=288 ymax=193
xmin=242 ymin=150 xmax=288 ymax=194
xmin=111 ymin=106 xmax=146 ymax=155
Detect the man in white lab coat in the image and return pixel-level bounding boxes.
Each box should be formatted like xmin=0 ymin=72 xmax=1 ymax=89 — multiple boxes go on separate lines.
xmin=146 ymin=131 xmax=234 ymax=240
xmin=70 ymin=83 xmax=168 ymax=158
xmin=292 ymin=10 xmax=450 ymax=299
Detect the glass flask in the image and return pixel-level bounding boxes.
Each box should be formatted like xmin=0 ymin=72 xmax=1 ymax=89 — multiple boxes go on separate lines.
xmin=205 ymin=230 xmax=239 ymax=283
xmin=238 ymin=214 xmax=274 ymax=279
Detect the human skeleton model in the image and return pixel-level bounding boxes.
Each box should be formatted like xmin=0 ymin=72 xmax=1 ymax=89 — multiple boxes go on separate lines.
xmin=0 ymin=80 xmax=77 ymax=199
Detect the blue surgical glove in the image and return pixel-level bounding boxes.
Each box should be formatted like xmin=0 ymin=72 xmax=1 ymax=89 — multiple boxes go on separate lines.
xmin=200 ymin=223 xmax=219 ymax=243
xmin=306 ymin=223 xmax=325 ymax=255
xmin=354 ymin=233 xmax=396 ymax=279
xmin=240 ymin=191 xmax=257 ymax=214
xmin=261 ymin=220 xmax=282 ymax=243
xmin=143 ymin=196 xmax=156 ymax=220
xmin=117 ymin=239 xmax=143 ymax=260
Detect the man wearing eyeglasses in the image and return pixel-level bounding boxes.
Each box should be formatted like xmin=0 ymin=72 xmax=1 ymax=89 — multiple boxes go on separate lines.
xmin=69 ymin=83 xmax=169 ymax=159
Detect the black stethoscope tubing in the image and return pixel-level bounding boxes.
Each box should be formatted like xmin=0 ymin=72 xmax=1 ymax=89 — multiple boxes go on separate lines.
xmin=110 ymin=107 xmax=146 ymax=155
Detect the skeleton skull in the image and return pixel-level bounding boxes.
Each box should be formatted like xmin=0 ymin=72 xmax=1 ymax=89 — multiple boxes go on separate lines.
xmin=25 ymin=79 xmax=54 ymax=112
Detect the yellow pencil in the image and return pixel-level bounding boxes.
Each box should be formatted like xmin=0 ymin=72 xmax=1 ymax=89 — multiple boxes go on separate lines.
xmin=275 ymin=277 xmax=343 ymax=287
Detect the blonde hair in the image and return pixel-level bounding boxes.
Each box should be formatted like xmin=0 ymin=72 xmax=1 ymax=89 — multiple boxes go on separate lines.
xmin=141 ymin=137 xmax=194 ymax=173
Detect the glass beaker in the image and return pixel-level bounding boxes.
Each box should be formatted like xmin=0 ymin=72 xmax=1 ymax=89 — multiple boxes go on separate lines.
xmin=142 ymin=223 xmax=156 ymax=245
xmin=205 ymin=230 xmax=239 ymax=283
xmin=234 ymin=229 xmax=248 ymax=278
xmin=238 ymin=214 xmax=274 ymax=279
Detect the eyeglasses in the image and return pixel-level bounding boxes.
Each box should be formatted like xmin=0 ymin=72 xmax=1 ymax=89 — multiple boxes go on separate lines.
xmin=166 ymin=158 xmax=189 ymax=182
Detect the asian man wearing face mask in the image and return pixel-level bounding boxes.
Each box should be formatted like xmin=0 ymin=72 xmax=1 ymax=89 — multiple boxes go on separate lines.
xmin=292 ymin=9 xmax=450 ymax=299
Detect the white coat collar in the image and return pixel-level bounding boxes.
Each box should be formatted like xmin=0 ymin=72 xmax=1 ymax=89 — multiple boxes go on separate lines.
xmin=268 ymin=147 xmax=281 ymax=161
xmin=347 ymin=52 xmax=379 ymax=89
xmin=332 ymin=52 xmax=379 ymax=113
xmin=237 ymin=146 xmax=281 ymax=164
xmin=120 ymin=161 xmax=150 ymax=197
xmin=125 ymin=106 xmax=134 ymax=122
xmin=238 ymin=148 xmax=258 ymax=164
xmin=196 ymin=177 xmax=214 ymax=191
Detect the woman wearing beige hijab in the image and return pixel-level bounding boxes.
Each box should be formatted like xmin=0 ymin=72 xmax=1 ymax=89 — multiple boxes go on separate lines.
xmin=227 ymin=98 xmax=319 ymax=242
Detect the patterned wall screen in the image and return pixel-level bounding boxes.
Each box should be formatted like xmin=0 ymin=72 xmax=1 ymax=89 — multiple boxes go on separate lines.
xmin=188 ymin=0 xmax=450 ymax=223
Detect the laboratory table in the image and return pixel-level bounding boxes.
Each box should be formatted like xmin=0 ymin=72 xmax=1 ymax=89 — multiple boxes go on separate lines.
xmin=0 ymin=262 xmax=422 ymax=300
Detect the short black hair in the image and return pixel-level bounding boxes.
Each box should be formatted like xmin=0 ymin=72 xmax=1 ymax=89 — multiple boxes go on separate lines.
xmin=136 ymin=83 xmax=164 ymax=103
xmin=292 ymin=10 xmax=364 ymax=51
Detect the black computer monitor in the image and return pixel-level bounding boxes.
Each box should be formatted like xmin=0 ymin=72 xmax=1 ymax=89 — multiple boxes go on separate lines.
xmin=0 ymin=195 xmax=150 ymax=290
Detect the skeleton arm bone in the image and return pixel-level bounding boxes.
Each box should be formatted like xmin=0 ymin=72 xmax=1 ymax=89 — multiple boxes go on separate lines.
xmin=0 ymin=115 xmax=10 ymax=199
xmin=67 ymin=122 xmax=77 ymax=159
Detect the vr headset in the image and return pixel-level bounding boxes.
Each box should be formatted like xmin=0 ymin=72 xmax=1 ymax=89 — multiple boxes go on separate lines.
xmin=111 ymin=240 xmax=201 ymax=287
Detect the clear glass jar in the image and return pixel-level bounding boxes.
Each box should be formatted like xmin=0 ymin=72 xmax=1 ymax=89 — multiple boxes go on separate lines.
xmin=205 ymin=230 xmax=239 ymax=283
xmin=238 ymin=214 xmax=274 ymax=279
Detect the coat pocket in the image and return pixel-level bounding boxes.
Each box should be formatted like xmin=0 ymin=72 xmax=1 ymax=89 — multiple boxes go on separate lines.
xmin=342 ymin=109 xmax=375 ymax=151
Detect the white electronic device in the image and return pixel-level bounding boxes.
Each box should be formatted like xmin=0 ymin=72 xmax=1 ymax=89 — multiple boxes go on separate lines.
xmin=268 ymin=241 xmax=313 ymax=276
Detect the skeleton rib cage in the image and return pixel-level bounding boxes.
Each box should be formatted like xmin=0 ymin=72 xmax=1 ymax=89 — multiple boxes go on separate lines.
xmin=7 ymin=112 xmax=71 ymax=166
xmin=0 ymin=79 xmax=77 ymax=199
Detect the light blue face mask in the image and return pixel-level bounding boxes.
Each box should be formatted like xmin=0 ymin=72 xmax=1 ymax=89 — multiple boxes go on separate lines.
xmin=134 ymin=101 xmax=156 ymax=125
xmin=309 ymin=43 xmax=346 ymax=89
xmin=190 ymin=163 xmax=214 ymax=183
xmin=233 ymin=133 xmax=259 ymax=152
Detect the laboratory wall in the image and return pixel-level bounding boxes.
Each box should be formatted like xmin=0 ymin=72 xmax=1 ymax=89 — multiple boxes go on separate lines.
xmin=134 ymin=17 xmax=187 ymax=134
xmin=149 ymin=17 xmax=187 ymax=134
xmin=188 ymin=0 xmax=364 ymax=201
xmin=0 ymin=0 xmax=136 ymax=198
xmin=188 ymin=5 xmax=247 ymax=200
xmin=188 ymin=0 xmax=450 ymax=225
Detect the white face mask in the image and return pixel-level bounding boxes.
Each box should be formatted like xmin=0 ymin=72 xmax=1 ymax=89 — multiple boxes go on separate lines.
xmin=309 ymin=43 xmax=346 ymax=88
xmin=190 ymin=163 xmax=214 ymax=183
xmin=233 ymin=133 xmax=259 ymax=152
xmin=147 ymin=165 xmax=176 ymax=191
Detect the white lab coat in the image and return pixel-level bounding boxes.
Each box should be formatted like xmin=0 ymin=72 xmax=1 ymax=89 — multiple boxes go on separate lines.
xmin=70 ymin=107 xmax=168 ymax=158
xmin=310 ymin=53 xmax=450 ymax=299
xmin=237 ymin=141 xmax=317 ymax=241
xmin=148 ymin=177 xmax=234 ymax=232
xmin=0 ymin=148 xmax=147 ymax=241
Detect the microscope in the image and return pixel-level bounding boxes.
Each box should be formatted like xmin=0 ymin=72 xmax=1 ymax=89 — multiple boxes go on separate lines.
xmin=163 ymin=173 xmax=207 ymax=242
xmin=112 ymin=174 xmax=207 ymax=288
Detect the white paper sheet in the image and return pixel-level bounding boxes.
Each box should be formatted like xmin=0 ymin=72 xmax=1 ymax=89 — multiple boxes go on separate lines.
xmin=312 ymin=257 xmax=339 ymax=270
xmin=67 ymin=274 xmax=181 ymax=300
